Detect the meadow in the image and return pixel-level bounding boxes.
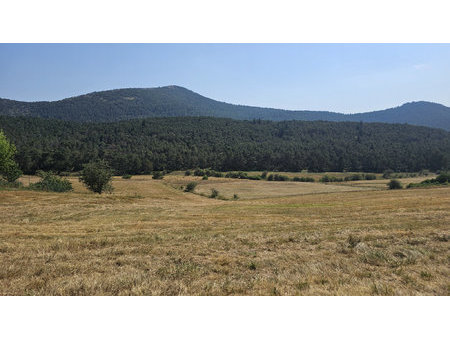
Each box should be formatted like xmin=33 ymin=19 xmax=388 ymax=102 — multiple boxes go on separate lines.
xmin=0 ymin=173 xmax=448 ymax=295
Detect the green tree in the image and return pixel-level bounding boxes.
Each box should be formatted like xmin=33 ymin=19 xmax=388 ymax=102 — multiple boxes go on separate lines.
xmin=79 ymin=160 xmax=113 ymax=194
xmin=0 ymin=130 xmax=22 ymax=182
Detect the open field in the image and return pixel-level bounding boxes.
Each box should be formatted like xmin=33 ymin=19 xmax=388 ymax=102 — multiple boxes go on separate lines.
xmin=1 ymin=174 xmax=449 ymax=295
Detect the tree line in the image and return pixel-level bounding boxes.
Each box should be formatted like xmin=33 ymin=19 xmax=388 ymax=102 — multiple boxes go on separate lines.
xmin=0 ymin=116 xmax=449 ymax=175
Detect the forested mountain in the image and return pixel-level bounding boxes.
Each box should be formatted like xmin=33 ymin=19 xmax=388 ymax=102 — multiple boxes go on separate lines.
xmin=1 ymin=86 xmax=449 ymax=130
xmin=1 ymin=115 xmax=448 ymax=174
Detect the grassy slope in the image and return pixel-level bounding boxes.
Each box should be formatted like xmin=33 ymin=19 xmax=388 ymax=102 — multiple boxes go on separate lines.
xmin=0 ymin=174 xmax=448 ymax=295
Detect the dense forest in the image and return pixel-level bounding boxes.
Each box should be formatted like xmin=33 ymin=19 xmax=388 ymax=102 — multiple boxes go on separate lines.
xmin=1 ymin=115 xmax=449 ymax=174
xmin=1 ymin=86 xmax=449 ymax=130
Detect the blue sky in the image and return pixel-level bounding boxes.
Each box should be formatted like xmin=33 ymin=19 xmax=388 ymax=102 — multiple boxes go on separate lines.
xmin=0 ymin=44 xmax=449 ymax=113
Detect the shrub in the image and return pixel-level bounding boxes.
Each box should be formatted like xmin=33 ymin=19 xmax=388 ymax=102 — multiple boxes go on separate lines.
xmin=225 ymin=171 xmax=249 ymax=179
xmin=152 ymin=171 xmax=164 ymax=179
xmin=202 ymin=175 xmax=208 ymax=180
xmin=388 ymin=179 xmax=402 ymax=190
xmin=233 ymin=194 xmax=239 ymax=200
xmin=122 ymin=174 xmax=132 ymax=179
xmin=364 ymin=174 xmax=377 ymax=180
xmin=210 ymin=188 xmax=219 ymax=198
xmin=436 ymin=172 xmax=450 ymax=184
xmin=194 ymin=168 xmax=205 ymax=176
xmin=0 ymin=179 xmax=23 ymax=189
xmin=344 ymin=174 xmax=363 ymax=181
xmin=347 ymin=235 xmax=361 ymax=248
xmin=30 ymin=171 xmax=73 ymax=192
xmin=419 ymin=169 xmax=430 ymax=176
xmin=320 ymin=175 xmax=343 ymax=183
xmin=184 ymin=182 xmax=197 ymax=192
xmin=261 ymin=171 xmax=268 ymax=179
xmin=293 ymin=176 xmax=315 ymax=182
xmin=267 ymin=173 xmax=290 ymax=181
xmin=184 ymin=170 xmax=191 ymax=176
xmin=79 ymin=160 xmax=113 ymax=194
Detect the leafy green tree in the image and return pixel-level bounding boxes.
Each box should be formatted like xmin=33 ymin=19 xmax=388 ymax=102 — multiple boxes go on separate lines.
xmin=79 ymin=160 xmax=113 ymax=194
xmin=0 ymin=130 xmax=22 ymax=182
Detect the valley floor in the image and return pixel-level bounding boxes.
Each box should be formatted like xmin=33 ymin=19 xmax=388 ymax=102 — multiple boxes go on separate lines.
xmin=0 ymin=174 xmax=449 ymax=295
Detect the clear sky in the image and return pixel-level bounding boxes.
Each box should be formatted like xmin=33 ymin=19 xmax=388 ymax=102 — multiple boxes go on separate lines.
xmin=0 ymin=43 xmax=449 ymax=113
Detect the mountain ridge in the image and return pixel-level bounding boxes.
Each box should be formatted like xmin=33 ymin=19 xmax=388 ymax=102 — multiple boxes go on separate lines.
xmin=1 ymin=86 xmax=449 ymax=130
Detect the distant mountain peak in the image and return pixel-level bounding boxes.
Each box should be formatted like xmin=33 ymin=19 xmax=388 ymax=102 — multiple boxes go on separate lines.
xmin=0 ymin=87 xmax=449 ymax=130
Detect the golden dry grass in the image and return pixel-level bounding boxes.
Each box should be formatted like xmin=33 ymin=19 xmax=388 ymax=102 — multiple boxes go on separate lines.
xmin=1 ymin=174 xmax=449 ymax=295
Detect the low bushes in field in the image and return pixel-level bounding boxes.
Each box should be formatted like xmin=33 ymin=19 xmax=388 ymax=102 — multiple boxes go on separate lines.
xmin=320 ymin=175 xmax=343 ymax=183
xmin=364 ymin=173 xmax=377 ymax=180
xmin=407 ymin=171 xmax=450 ymax=189
xmin=152 ymin=171 xmax=164 ymax=180
xmin=0 ymin=179 xmax=23 ymax=189
xmin=184 ymin=182 xmax=197 ymax=192
xmin=344 ymin=173 xmax=377 ymax=181
xmin=210 ymin=188 xmax=219 ymax=198
xmin=194 ymin=168 xmax=223 ymax=178
xmin=267 ymin=173 xmax=290 ymax=181
xmin=29 ymin=171 xmax=73 ymax=192
xmin=122 ymin=174 xmax=132 ymax=179
xmin=383 ymin=170 xmax=428 ymax=179
xmin=388 ymin=179 xmax=403 ymax=189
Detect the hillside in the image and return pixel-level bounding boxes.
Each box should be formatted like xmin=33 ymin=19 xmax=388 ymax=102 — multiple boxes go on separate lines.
xmin=1 ymin=86 xmax=449 ymax=130
xmin=1 ymin=115 xmax=448 ymax=174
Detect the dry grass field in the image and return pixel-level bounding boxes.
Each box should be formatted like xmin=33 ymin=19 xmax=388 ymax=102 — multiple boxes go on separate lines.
xmin=1 ymin=174 xmax=449 ymax=295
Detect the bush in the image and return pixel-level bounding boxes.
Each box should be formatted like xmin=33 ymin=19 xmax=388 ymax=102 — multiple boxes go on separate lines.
xmin=193 ymin=168 xmax=223 ymax=178
xmin=184 ymin=170 xmax=191 ymax=176
xmin=185 ymin=182 xmax=197 ymax=192
xmin=0 ymin=179 xmax=23 ymax=189
xmin=436 ymin=171 xmax=450 ymax=184
xmin=194 ymin=168 xmax=205 ymax=176
xmin=388 ymin=179 xmax=402 ymax=190
xmin=267 ymin=173 xmax=290 ymax=181
xmin=320 ymin=175 xmax=343 ymax=183
xmin=122 ymin=174 xmax=132 ymax=179
xmin=364 ymin=174 xmax=377 ymax=180
xmin=225 ymin=171 xmax=249 ymax=179
xmin=30 ymin=171 xmax=73 ymax=192
xmin=210 ymin=188 xmax=219 ymax=198
xmin=233 ymin=194 xmax=239 ymax=200
xmin=152 ymin=171 xmax=164 ymax=179
xmin=261 ymin=171 xmax=268 ymax=179
xmin=344 ymin=174 xmax=363 ymax=181
xmin=202 ymin=175 xmax=208 ymax=180
xmin=79 ymin=160 xmax=113 ymax=194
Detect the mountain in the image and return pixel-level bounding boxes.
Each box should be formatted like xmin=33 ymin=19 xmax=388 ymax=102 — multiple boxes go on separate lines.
xmin=1 ymin=86 xmax=449 ymax=130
